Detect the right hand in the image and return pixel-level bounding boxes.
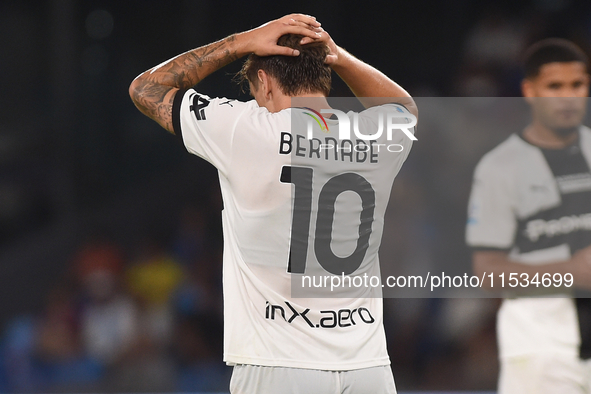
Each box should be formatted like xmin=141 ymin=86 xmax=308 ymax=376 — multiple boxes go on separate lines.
xmin=300 ymin=27 xmax=340 ymax=65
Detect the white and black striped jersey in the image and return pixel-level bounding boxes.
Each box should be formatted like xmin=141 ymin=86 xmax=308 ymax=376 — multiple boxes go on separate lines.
xmin=466 ymin=126 xmax=591 ymax=358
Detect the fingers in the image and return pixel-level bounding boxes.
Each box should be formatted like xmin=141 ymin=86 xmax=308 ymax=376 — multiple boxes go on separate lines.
xmin=300 ymin=36 xmax=315 ymax=45
xmin=272 ymin=46 xmax=301 ymax=57
xmin=324 ymin=54 xmax=338 ymax=65
xmin=280 ymin=24 xmax=323 ymax=40
xmin=299 ymin=27 xmax=331 ymax=44
xmin=250 ymin=14 xmax=326 ymax=57
xmin=284 ymin=14 xmax=321 ymax=28
xmin=296 ymin=27 xmax=337 ymax=65
xmin=282 ymin=14 xmax=322 ymax=40
xmin=287 ymin=18 xmax=322 ymax=31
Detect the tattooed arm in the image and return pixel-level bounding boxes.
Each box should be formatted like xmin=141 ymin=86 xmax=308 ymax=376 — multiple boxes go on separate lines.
xmin=129 ymin=14 xmax=322 ymax=134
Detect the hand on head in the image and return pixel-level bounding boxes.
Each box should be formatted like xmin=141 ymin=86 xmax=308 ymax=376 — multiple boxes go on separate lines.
xmin=247 ymin=14 xmax=339 ymax=65
xmin=246 ymin=14 xmax=322 ymax=57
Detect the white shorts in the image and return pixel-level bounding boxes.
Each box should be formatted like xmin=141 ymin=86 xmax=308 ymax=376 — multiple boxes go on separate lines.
xmin=498 ymin=354 xmax=589 ymax=394
xmin=229 ymin=364 xmax=397 ymax=394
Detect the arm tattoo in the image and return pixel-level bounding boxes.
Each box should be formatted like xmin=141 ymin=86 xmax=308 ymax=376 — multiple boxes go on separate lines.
xmin=151 ymin=35 xmax=239 ymax=88
xmin=130 ymin=78 xmax=176 ymax=132
xmin=131 ymin=34 xmax=239 ymax=133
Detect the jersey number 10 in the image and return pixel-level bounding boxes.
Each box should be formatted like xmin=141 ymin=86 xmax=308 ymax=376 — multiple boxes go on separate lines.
xmin=280 ymin=166 xmax=376 ymax=275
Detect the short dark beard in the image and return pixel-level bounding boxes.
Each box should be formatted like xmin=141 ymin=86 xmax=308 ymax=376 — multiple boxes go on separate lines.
xmin=551 ymin=125 xmax=579 ymax=137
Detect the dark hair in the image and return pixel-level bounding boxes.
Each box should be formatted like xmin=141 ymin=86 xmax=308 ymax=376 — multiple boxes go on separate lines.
xmin=523 ymin=38 xmax=588 ymax=79
xmin=236 ymin=34 xmax=331 ymax=96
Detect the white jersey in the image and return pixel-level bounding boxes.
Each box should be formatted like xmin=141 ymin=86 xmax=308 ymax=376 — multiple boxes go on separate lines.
xmin=172 ymin=88 xmax=413 ymax=370
xmin=466 ymin=127 xmax=591 ymax=359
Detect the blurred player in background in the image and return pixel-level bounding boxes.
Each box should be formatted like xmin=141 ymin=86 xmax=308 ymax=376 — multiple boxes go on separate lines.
xmin=467 ymin=38 xmax=591 ymax=393
xmin=129 ymin=14 xmax=416 ymax=393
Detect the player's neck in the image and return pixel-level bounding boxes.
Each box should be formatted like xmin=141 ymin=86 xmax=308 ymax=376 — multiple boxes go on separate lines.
xmin=288 ymin=94 xmax=331 ymax=115
xmin=266 ymin=93 xmax=329 ymax=113
xmin=523 ymin=121 xmax=579 ymax=149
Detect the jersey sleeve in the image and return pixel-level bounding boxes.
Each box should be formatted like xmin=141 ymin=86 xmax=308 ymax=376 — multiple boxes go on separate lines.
xmin=466 ymin=156 xmax=517 ymax=250
xmin=172 ymin=88 xmax=252 ymax=175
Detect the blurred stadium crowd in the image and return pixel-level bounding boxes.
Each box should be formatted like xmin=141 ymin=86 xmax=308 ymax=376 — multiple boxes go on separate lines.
xmin=0 ymin=223 xmax=228 ymax=392
xmin=1 ymin=0 xmax=591 ymax=391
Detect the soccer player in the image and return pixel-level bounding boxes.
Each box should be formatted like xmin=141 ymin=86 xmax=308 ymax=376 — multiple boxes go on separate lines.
xmin=129 ymin=14 xmax=416 ymax=393
xmin=467 ymin=38 xmax=591 ymax=393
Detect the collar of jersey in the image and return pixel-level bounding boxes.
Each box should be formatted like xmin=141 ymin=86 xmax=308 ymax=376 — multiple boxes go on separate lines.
xmin=516 ymin=126 xmax=582 ymax=151
xmin=292 ymin=107 xmax=340 ymax=121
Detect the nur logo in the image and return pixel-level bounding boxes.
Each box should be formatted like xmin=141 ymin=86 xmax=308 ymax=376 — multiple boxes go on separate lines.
xmin=303 ymin=107 xmax=330 ymax=133
xmin=303 ymin=107 xmax=417 ymax=142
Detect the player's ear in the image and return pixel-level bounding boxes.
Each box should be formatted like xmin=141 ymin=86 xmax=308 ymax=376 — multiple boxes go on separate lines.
xmin=257 ymin=70 xmax=272 ymax=99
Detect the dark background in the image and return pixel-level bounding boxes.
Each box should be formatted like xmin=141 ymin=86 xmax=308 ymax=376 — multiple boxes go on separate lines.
xmin=1 ymin=0 xmax=591 ymax=391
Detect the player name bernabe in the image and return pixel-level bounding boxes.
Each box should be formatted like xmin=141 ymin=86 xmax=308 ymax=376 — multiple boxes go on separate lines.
xmin=279 ymin=132 xmax=405 ymax=164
